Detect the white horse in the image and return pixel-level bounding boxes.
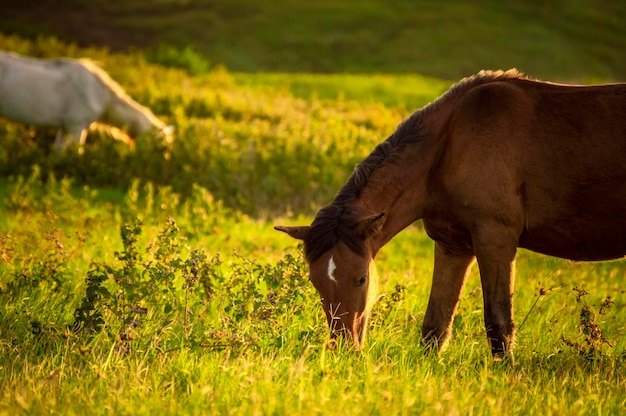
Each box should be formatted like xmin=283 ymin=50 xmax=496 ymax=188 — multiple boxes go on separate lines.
xmin=0 ymin=50 xmax=173 ymax=153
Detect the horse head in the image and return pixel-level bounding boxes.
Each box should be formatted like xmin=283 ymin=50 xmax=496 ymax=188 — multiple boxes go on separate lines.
xmin=275 ymin=212 xmax=385 ymax=350
xmin=159 ymin=124 xmax=175 ymax=144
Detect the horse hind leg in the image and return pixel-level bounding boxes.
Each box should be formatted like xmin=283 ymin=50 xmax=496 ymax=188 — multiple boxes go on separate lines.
xmin=53 ymin=128 xmax=87 ymax=154
xmin=53 ymin=129 xmax=69 ymax=154
xmin=421 ymin=242 xmax=475 ymax=352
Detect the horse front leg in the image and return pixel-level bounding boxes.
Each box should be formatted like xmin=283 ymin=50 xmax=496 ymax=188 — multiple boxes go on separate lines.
xmin=76 ymin=129 xmax=88 ymax=155
xmin=421 ymin=242 xmax=475 ymax=352
xmin=472 ymin=227 xmax=518 ymax=358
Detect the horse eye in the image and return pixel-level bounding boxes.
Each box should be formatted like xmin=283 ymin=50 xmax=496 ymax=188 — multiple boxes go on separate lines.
xmin=356 ymin=275 xmax=367 ymax=287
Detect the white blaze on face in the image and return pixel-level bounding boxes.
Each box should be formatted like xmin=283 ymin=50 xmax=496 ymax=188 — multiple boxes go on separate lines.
xmin=365 ymin=259 xmax=379 ymax=312
xmin=358 ymin=259 xmax=380 ymax=346
xmin=327 ymin=256 xmax=338 ymax=284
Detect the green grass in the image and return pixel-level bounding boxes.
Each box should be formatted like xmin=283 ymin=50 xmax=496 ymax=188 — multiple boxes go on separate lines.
xmin=2 ymin=1 xmax=626 ymax=81
xmin=1 ymin=173 xmax=625 ymax=415
xmin=1 ymin=35 xmax=625 ymax=415
xmin=232 ymin=72 xmax=450 ymax=110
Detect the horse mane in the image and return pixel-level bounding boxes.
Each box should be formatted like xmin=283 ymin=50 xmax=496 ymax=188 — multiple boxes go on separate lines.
xmin=304 ymin=69 xmax=525 ymax=263
xmin=75 ymin=59 xmax=131 ymax=99
xmin=77 ymin=58 xmax=165 ymax=131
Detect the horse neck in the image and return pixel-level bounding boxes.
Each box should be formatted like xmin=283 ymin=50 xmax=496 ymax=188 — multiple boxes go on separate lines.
xmin=357 ymin=137 xmax=437 ymax=254
xmin=105 ymin=93 xmax=162 ymax=136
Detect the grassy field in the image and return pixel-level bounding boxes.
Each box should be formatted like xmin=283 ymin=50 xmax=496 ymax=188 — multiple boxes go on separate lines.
xmin=1 ymin=34 xmax=625 ymax=415
xmin=3 ymin=1 xmax=626 ymax=81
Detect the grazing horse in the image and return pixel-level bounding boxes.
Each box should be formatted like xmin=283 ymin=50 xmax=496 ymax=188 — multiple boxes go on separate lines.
xmin=0 ymin=50 xmax=173 ymax=153
xmin=276 ymin=69 xmax=626 ymax=358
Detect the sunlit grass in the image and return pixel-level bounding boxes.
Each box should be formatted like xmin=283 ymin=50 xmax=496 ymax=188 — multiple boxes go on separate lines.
xmin=232 ymin=72 xmax=450 ymax=110
xmin=1 ymin=171 xmax=625 ymax=415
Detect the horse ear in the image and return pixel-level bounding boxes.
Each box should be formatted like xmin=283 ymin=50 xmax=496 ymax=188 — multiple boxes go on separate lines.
xmin=357 ymin=213 xmax=386 ymax=238
xmin=274 ymin=225 xmax=310 ymax=241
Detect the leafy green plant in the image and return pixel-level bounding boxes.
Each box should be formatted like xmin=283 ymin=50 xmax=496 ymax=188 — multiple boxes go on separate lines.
xmin=146 ymin=44 xmax=211 ymax=75
xmin=68 ymin=215 xmax=317 ymax=354
xmin=72 ymin=264 xmax=110 ymax=333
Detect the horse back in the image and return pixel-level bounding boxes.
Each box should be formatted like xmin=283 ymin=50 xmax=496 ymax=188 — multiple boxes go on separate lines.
xmin=428 ymin=78 xmax=626 ymax=261
xmin=0 ymin=51 xmax=108 ymax=128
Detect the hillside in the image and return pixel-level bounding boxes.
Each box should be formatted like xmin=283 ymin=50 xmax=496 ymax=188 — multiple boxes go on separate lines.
xmin=2 ymin=0 xmax=626 ymax=81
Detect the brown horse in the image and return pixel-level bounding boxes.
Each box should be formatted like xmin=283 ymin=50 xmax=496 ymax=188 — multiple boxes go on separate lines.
xmin=276 ymin=69 xmax=626 ymax=357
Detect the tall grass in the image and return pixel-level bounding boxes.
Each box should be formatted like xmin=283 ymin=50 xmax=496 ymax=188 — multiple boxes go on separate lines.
xmin=1 ymin=169 xmax=625 ymax=415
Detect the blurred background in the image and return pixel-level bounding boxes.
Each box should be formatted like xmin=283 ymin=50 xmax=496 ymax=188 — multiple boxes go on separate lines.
xmin=2 ymin=0 xmax=625 ymax=82
xmin=1 ymin=0 xmax=625 ymax=217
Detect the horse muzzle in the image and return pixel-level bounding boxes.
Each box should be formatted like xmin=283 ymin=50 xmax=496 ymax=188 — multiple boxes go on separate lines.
xmin=328 ymin=311 xmax=370 ymax=351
